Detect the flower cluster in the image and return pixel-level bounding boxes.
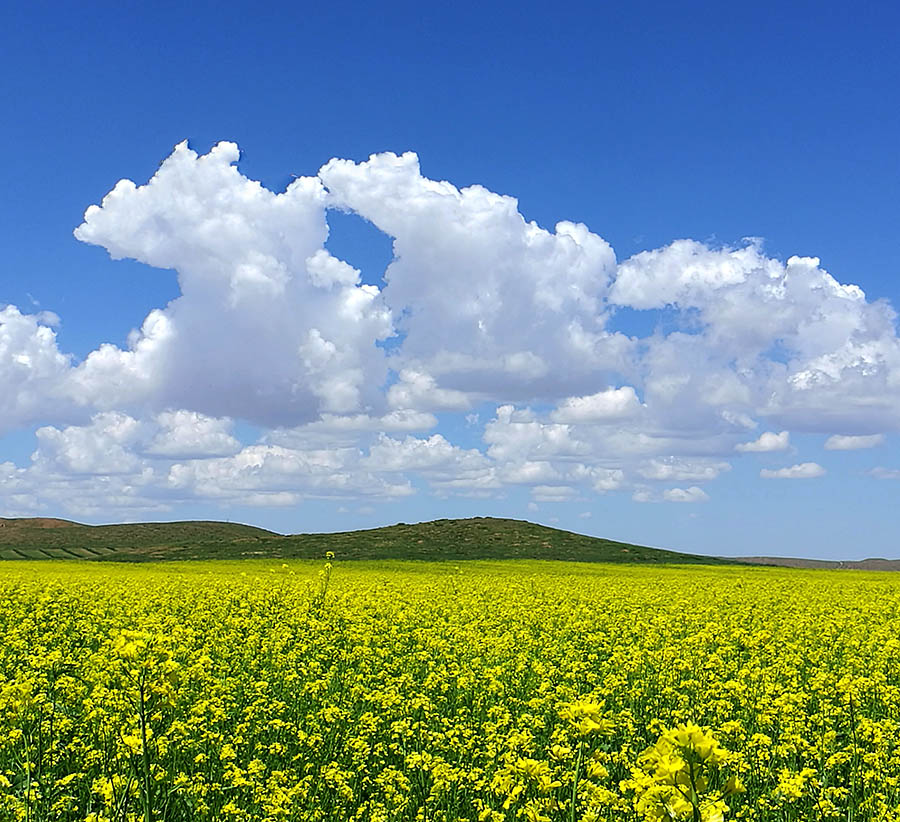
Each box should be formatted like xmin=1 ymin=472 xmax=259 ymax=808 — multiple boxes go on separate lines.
xmin=623 ymin=723 xmax=741 ymax=821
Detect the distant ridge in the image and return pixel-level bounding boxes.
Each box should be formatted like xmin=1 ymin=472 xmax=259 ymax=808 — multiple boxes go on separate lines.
xmin=0 ymin=516 xmax=732 ymax=565
xmin=736 ymin=555 xmax=900 ymax=571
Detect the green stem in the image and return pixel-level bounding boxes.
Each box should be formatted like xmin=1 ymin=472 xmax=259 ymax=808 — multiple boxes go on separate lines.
xmin=570 ymin=740 xmax=583 ymax=822
xmin=848 ymin=694 xmax=859 ymax=819
xmin=139 ymin=677 xmax=152 ymax=822
xmin=688 ymin=758 xmax=700 ymax=822
xmin=23 ymin=733 xmax=32 ymax=822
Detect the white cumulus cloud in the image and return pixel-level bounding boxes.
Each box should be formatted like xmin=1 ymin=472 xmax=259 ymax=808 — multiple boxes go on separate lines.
xmin=0 ymin=306 xmax=74 ymax=434
xmin=2 ymin=141 xmax=900 ymax=517
xmin=71 ymin=141 xmax=392 ymax=425
xmin=484 ymin=405 xmax=588 ymax=462
xmin=146 ymin=411 xmax=242 ymax=459
xmin=320 ymin=151 xmax=630 ymax=403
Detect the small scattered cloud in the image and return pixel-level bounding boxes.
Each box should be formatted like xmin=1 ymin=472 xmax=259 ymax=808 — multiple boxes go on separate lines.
xmin=824 ymin=433 xmax=885 ymax=450
xmin=591 ymin=468 xmax=625 ymax=493
xmin=637 ymin=458 xmax=730 ymax=482
xmin=760 ymin=462 xmax=826 ymax=479
xmin=663 ymin=486 xmax=709 ymax=503
xmin=736 ymin=431 xmax=790 ymax=452
xmin=869 ymin=467 xmax=900 ymax=480
xmin=530 ymin=485 xmax=577 ymax=502
xmin=632 ymin=485 xmax=709 ymax=503
xmin=550 ymin=386 xmax=641 ymax=423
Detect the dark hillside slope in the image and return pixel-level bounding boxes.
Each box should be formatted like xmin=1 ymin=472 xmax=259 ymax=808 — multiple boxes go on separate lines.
xmin=0 ymin=518 xmax=276 ymax=560
xmin=276 ymin=518 xmax=732 ymax=564
xmin=0 ymin=515 xmax=732 ymax=564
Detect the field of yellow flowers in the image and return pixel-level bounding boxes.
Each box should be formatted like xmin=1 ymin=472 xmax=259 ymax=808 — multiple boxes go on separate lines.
xmin=2 ymin=558 xmax=900 ymax=821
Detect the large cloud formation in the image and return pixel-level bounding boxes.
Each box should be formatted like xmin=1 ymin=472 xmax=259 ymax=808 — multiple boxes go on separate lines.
xmin=321 ymin=152 xmax=626 ymax=402
xmin=1 ymin=141 xmax=898 ymax=517
xmin=70 ymin=141 xmax=392 ymax=424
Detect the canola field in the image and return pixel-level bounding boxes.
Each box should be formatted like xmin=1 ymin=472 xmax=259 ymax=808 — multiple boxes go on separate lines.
xmin=2 ymin=559 xmax=900 ymax=822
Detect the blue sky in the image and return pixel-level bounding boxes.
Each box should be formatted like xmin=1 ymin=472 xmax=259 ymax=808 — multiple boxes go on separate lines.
xmin=2 ymin=0 xmax=899 ymax=558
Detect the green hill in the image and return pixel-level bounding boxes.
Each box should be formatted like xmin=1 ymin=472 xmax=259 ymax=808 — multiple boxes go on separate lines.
xmin=0 ymin=515 xmax=732 ymax=564
xmin=0 ymin=517 xmax=275 ymax=560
